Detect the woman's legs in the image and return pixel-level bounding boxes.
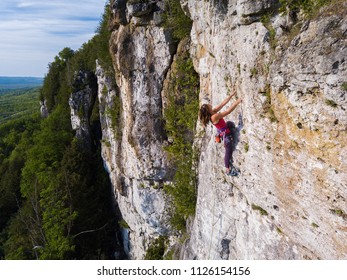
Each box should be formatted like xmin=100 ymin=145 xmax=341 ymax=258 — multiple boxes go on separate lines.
xmin=224 ymin=121 xmax=236 ymax=173
xmin=224 ymin=135 xmax=232 ymax=172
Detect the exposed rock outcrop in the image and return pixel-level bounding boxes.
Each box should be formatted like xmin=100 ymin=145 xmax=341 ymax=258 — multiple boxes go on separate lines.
xmin=97 ymin=0 xmax=176 ymax=259
xmin=68 ymin=70 xmax=98 ymax=147
xmin=40 ymin=100 xmax=49 ymax=118
xmin=99 ymin=0 xmax=347 ymax=259
xmin=184 ymin=0 xmax=347 ymax=259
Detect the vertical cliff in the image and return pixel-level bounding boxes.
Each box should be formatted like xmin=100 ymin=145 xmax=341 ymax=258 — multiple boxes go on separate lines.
xmin=98 ymin=0 xmax=347 ymax=259
xmin=97 ymin=0 xmax=177 ymax=259
xmin=69 ymin=70 xmax=98 ymax=148
xmin=184 ymin=0 xmax=347 ymax=259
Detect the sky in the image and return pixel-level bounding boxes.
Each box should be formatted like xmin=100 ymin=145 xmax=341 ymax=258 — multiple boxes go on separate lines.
xmin=0 ymin=0 xmax=107 ymax=77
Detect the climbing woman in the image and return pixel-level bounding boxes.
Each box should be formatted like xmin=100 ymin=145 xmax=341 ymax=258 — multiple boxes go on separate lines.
xmin=199 ymin=90 xmax=242 ymax=175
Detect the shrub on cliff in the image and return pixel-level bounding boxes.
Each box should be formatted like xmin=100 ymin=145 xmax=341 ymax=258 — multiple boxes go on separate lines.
xmin=280 ymin=0 xmax=327 ymax=16
xmin=162 ymin=0 xmax=192 ymax=41
xmin=164 ymin=43 xmax=200 ymax=232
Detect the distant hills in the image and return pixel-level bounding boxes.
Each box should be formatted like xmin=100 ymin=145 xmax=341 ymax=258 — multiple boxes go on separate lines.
xmin=0 ymin=76 xmax=43 ymax=91
xmin=0 ymin=87 xmax=40 ymax=123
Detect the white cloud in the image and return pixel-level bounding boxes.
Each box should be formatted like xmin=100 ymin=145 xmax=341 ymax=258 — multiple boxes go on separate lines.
xmin=0 ymin=0 xmax=106 ymax=77
xmin=17 ymin=3 xmax=34 ymax=8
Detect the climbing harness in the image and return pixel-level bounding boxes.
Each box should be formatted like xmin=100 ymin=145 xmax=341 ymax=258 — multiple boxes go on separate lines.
xmin=215 ymin=127 xmax=230 ymax=143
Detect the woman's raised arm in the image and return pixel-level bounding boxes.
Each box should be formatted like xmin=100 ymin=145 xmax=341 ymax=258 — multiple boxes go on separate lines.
xmin=211 ymin=98 xmax=242 ymax=123
xmin=212 ymin=88 xmax=237 ymax=113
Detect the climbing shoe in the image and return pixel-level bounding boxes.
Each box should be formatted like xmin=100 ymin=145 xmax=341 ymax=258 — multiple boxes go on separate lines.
xmin=228 ymin=166 xmax=240 ymax=176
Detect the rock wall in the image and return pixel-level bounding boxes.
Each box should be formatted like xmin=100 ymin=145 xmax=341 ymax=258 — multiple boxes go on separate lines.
xmin=97 ymin=0 xmax=176 ymax=259
xmin=69 ymin=70 xmax=98 ymax=147
xmin=184 ymin=0 xmax=347 ymax=259
xmin=98 ymin=0 xmax=347 ymax=259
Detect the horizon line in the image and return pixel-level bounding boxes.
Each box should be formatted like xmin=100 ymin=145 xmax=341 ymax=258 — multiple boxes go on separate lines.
xmin=0 ymin=75 xmax=44 ymax=78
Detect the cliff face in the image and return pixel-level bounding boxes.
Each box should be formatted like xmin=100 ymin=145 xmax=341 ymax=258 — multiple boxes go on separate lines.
xmin=98 ymin=0 xmax=347 ymax=259
xmin=69 ymin=70 xmax=98 ymax=147
xmin=97 ymin=0 xmax=176 ymax=259
xmin=184 ymin=0 xmax=347 ymax=259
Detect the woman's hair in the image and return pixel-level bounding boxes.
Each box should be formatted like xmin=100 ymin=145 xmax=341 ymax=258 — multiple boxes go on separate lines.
xmin=199 ymin=104 xmax=211 ymax=127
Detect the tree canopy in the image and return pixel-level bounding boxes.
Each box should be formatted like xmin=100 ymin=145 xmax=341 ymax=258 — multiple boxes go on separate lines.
xmin=0 ymin=1 xmax=123 ymax=260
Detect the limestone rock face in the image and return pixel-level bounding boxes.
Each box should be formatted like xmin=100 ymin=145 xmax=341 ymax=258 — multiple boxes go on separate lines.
xmin=184 ymin=0 xmax=347 ymax=260
xmin=97 ymin=1 xmax=175 ymax=259
xmin=69 ymin=71 xmax=98 ymax=146
xmin=100 ymin=0 xmax=347 ymax=259
xmin=40 ymin=100 xmax=49 ymax=118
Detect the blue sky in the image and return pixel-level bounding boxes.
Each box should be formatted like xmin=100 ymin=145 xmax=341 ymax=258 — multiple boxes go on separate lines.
xmin=0 ymin=0 xmax=106 ymax=77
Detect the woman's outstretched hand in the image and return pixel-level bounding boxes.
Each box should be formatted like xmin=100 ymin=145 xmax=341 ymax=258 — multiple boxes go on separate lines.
xmin=230 ymin=84 xmax=238 ymax=98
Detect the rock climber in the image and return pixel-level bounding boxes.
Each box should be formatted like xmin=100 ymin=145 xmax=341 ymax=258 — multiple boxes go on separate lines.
xmin=199 ymin=89 xmax=242 ymax=176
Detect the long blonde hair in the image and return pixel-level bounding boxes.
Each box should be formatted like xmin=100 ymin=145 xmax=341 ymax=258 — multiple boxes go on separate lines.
xmin=199 ymin=104 xmax=211 ymax=127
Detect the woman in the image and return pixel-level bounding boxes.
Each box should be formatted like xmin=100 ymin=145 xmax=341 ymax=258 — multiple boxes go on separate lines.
xmin=199 ymin=91 xmax=242 ymax=175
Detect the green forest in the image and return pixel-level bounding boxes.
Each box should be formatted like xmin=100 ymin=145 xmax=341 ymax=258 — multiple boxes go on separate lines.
xmin=0 ymin=1 xmax=124 ymax=260
xmin=0 ymin=0 xmax=199 ymax=260
xmin=0 ymin=88 xmax=40 ymax=123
